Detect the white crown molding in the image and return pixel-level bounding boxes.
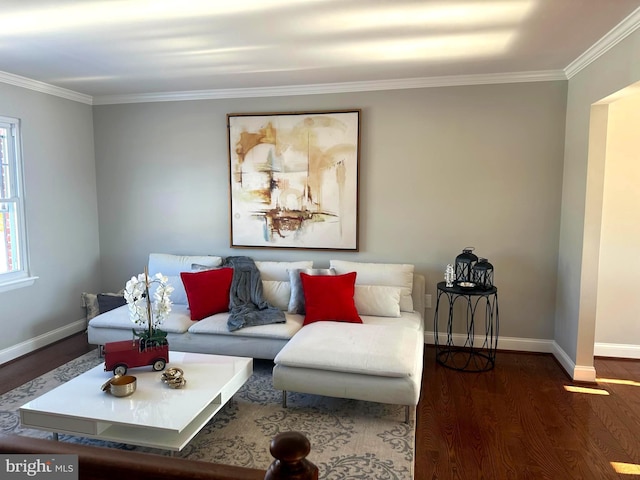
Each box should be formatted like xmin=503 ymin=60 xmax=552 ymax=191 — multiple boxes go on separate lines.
xmin=0 ymin=70 xmax=93 ymax=105
xmin=0 ymin=66 xmax=564 ymax=107
xmin=92 ymin=70 xmax=566 ymax=105
xmin=565 ymin=7 xmax=640 ymax=79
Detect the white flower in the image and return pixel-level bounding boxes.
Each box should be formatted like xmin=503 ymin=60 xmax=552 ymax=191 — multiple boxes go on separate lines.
xmin=124 ymin=271 xmax=173 ymax=330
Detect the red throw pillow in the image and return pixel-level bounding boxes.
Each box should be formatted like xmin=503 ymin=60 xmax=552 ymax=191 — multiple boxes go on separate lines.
xmin=300 ymin=272 xmax=362 ymax=326
xmin=180 ymin=268 xmax=233 ymax=321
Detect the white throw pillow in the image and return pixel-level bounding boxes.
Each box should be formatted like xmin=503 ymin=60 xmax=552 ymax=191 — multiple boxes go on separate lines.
xmin=354 ymin=285 xmax=401 ymax=317
xmin=262 ymin=280 xmax=292 ymax=311
xmin=148 ymin=253 xmax=222 ymax=276
xmin=147 ymin=253 xmax=223 ymax=305
xmin=165 ymin=275 xmax=189 ymax=305
xmin=146 ymin=274 xmax=190 ymax=305
xmin=255 ymin=261 xmax=313 ymax=281
xmin=330 ymin=260 xmax=414 ymax=312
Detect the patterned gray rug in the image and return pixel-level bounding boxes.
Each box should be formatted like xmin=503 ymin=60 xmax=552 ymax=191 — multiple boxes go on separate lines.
xmin=0 ymin=351 xmax=415 ymax=479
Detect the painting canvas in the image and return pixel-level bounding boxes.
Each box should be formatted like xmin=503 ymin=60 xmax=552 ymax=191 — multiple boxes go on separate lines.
xmin=227 ymin=110 xmax=360 ymax=250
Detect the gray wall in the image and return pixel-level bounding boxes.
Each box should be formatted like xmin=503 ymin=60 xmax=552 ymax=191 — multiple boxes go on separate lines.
xmin=0 ymin=83 xmax=100 ymax=356
xmin=93 ymin=81 xmax=567 ymax=342
xmin=557 ymin=28 xmax=640 ymax=369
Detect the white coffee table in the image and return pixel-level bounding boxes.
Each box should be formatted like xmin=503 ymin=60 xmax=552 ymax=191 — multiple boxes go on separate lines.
xmin=19 ymin=351 xmax=253 ymax=452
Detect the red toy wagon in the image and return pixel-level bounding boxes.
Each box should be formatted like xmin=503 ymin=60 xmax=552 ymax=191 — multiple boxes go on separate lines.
xmin=104 ymin=338 xmax=169 ymax=376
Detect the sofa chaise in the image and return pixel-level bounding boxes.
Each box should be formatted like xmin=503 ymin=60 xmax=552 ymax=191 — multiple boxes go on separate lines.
xmin=87 ymin=254 xmax=425 ymax=412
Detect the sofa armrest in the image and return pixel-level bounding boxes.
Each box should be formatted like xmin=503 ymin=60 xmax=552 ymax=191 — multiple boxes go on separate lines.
xmin=412 ymin=273 xmax=425 ymax=319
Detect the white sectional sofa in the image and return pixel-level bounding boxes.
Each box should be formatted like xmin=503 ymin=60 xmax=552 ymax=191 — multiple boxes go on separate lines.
xmin=87 ymin=254 xmax=425 ymax=411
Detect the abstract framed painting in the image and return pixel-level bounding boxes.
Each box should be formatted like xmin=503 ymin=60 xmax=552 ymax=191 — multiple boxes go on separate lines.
xmin=227 ymin=110 xmax=360 ymax=250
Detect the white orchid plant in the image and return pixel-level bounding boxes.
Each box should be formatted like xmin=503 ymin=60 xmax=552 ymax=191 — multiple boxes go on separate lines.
xmin=124 ymin=268 xmax=174 ymax=344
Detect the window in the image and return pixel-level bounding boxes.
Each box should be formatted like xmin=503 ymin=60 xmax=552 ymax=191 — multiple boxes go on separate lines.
xmin=0 ymin=116 xmax=34 ymax=291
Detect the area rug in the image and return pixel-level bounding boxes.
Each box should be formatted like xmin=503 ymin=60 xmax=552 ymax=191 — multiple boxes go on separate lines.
xmin=0 ymin=351 xmax=415 ymax=479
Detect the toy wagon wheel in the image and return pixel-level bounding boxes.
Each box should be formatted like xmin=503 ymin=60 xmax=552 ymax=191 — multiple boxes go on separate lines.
xmin=152 ymin=359 xmax=166 ymax=371
xmin=113 ymin=364 xmax=127 ymax=376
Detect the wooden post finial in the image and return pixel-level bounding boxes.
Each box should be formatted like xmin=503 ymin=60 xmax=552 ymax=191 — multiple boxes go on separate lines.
xmin=264 ymin=431 xmax=318 ymax=480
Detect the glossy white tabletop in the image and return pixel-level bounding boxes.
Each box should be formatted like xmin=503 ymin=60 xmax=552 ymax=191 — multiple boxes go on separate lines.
xmin=20 ymin=351 xmax=253 ymax=433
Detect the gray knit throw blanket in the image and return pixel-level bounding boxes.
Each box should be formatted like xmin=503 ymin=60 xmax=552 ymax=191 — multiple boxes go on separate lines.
xmin=223 ymin=256 xmax=285 ymax=332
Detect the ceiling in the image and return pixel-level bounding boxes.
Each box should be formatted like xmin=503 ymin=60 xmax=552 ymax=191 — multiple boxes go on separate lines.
xmin=1 ymin=0 xmax=639 ymax=103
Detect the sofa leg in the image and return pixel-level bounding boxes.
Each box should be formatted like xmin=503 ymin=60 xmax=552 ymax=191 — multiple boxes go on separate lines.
xmin=404 ymin=405 xmax=410 ymax=424
xmin=282 ymin=390 xmax=287 ymax=408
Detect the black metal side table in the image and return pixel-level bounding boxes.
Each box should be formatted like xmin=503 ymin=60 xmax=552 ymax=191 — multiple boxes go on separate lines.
xmin=433 ymin=281 xmax=499 ymax=372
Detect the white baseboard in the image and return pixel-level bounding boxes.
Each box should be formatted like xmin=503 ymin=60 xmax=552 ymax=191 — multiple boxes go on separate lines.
xmin=594 ymin=342 xmax=640 ymax=359
xmin=424 ymin=331 xmax=554 ymax=353
xmin=0 ymin=319 xmax=86 ymax=365
xmin=552 ymin=342 xmax=596 ymax=382
xmin=424 ymin=331 xmax=597 ymax=382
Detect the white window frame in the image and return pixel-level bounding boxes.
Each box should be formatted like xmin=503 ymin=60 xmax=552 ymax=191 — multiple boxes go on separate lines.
xmin=0 ymin=115 xmax=37 ymax=292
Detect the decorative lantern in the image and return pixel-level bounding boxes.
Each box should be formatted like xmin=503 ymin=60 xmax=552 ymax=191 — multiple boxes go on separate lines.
xmin=455 ymin=247 xmax=478 ymax=284
xmin=472 ymin=258 xmax=494 ymax=290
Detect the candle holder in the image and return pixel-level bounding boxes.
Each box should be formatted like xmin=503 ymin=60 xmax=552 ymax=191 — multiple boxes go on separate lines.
xmin=444 ymin=264 xmax=455 ymax=287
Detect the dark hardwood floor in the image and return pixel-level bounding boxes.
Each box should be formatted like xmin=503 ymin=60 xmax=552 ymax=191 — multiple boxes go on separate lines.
xmin=417 ymin=347 xmax=640 ymax=480
xmin=0 ymin=333 xmax=96 ymax=394
xmin=1 ymin=334 xmax=639 ymax=479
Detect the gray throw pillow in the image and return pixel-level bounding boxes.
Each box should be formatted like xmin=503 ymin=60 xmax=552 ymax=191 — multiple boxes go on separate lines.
xmin=287 ymin=268 xmax=336 ymax=314
xmin=97 ymin=293 xmax=127 ymax=314
xmin=82 ymin=290 xmax=125 ymax=321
